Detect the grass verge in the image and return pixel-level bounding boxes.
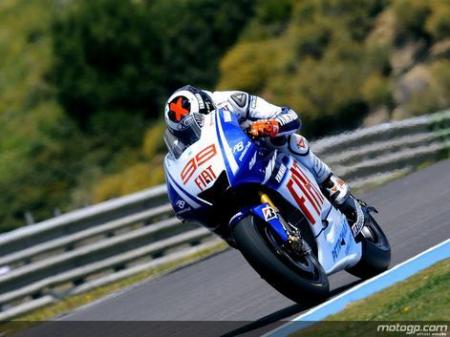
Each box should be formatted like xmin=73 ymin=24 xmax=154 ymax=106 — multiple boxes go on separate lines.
xmin=13 ymin=241 xmax=228 ymax=322
xmin=291 ymin=259 xmax=450 ymax=337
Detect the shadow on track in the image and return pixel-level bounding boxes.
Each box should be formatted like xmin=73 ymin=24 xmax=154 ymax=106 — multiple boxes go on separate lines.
xmin=220 ymin=279 xmax=362 ymax=337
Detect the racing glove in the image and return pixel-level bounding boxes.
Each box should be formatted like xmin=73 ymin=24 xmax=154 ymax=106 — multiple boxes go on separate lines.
xmin=248 ymin=119 xmax=280 ymax=138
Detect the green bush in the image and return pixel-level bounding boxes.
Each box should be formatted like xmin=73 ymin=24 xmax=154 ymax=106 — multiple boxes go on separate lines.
xmin=255 ymin=0 xmax=293 ymax=25
xmin=142 ymin=120 xmax=166 ymax=160
xmin=403 ymin=61 xmax=450 ymax=116
xmin=150 ymin=0 xmax=255 ymax=91
xmin=285 ymin=52 xmax=370 ymax=135
xmin=51 ymin=0 xmax=256 ymax=127
xmin=217 ymin=40 xmax=276 ymax=92
xmin=426 ymin=2 xmax=450 ymax=41
xmin=362 ymin=72 xmax=393 ymax=107
xmin=92 ymin=159 xmax=165 ymax=203
xmin=51 ymin=0 xmax=164 ymax=127
xmin=430 ymin=60 xmax=450 ymax=108
xmin=392 ymin=0 xmax=432 ymax=40
xmin=294 ymin=22 xmax=331 ymax=59
xmin=219 ymin=0 xmax=390 ymax=137
xmin=51 ymin=0 xmax=256 ymax=149
xmin=315 ymin=0 xmax=387 ymax=41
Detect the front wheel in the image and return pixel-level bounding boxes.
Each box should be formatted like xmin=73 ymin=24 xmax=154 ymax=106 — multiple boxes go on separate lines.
xmin=346 ymin=213 xmax=391 ymax=279
xmin=232 ymin=215 xmax=329 ymax=303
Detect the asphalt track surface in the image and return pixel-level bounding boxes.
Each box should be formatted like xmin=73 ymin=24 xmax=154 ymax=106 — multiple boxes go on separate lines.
xmin=50 ymin=160 xmax=450 ymax=336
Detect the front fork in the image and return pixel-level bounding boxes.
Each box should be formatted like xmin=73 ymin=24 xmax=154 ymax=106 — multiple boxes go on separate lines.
xmin=259 ymin=192 xmax=305 ymax=252
xmin=229 ymin=192 xmax=307 ymax=254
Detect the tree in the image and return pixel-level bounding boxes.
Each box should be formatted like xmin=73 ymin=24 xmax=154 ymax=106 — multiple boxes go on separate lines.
xmin=51 ymin=0 xmax=164 ymax=127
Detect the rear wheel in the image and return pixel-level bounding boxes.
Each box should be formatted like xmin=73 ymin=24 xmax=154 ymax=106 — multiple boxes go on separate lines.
xmin=346 ymin=213 xmax=391 ymax=279
xmin=232 ymin=215 xmax=329 ymax=303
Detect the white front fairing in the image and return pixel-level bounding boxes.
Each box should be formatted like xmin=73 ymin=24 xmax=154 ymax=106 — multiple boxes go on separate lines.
xmin=316 ymin=206 xmax=362 ymax=274
xmin=164 ymin=113 xmax=227 ymax=209
xmin=273 ymin=158 xmax=362 ymax=274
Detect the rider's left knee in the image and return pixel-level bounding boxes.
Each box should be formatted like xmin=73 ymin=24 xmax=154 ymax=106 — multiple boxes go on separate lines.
xmin=288 ymin=134 xmax=309 ymax=156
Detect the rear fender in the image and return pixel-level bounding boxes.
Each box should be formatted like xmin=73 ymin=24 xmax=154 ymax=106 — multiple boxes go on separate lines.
xmin=229 ymin=203 xmax=288 ymax=243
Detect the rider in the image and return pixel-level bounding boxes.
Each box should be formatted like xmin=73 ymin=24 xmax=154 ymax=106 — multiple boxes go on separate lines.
xmin=163 ymin=85 xmax=363 ymax=228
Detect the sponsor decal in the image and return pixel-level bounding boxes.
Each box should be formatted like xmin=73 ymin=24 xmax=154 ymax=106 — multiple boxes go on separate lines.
xmin=275 ymin=164 xmax=287 ymax=183
xmin=175 ymin=199 xmax=192 ymax=214
xmin=238 ymin=141 xmax=252 ymax=161
xmin=195 ymin=93 xmax=205 ymax=109
xmin=181 ymin=144 xmax=217 ymax=184
xmin=175 ymin=200 xmax=186 ymax=209
xmin=262 ymin=206 xmax=277 ymax=221
xmin=194 ymin=165 xmax=217 ymax=191
xmin=177 ymin=206 xmax=193 ymax=214
xmin=332 ymin=223 xmax=348 ymax=261
xmin=233 ymin=141 xmax=244 ymax=154
xmin=286 ymin=162 xmax=324 ymax=225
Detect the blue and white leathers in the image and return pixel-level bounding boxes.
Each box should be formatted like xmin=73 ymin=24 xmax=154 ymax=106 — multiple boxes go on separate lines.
xmin=164 ymin=108 xmax=362 ymax=275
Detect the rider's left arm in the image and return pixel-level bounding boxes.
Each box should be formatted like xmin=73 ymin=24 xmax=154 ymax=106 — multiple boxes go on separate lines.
xmin=248 ymin=95 xmax=301 ymax=137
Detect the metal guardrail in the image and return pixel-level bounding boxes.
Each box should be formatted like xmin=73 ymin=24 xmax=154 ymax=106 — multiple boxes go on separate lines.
xmin=0 ymin=110 xmax=449 ymax=320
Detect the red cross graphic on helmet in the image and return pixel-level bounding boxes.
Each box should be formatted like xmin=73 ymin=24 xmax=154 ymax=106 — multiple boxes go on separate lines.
xmin=169 ymin=96 xmax=190 ymax=122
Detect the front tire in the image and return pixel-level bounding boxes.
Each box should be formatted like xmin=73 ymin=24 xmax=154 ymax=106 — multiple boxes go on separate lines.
xmin=232 ymin=215 xmax=329 ymax=303
xmin=346 ymin=213 xmax=391 ymax=279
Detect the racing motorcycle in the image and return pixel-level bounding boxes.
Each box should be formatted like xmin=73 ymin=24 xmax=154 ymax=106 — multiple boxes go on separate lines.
xmin=163 ymin=108 xmax=391 ymax=302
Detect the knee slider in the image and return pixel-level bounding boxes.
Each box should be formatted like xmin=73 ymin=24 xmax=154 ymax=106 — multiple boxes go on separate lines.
xmin=288 ymin=134 xmax=309 ymax=156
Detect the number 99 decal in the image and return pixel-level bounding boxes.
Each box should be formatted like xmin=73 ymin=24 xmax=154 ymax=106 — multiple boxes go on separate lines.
xmin=181 ymin=144 xmax=217 ymax=184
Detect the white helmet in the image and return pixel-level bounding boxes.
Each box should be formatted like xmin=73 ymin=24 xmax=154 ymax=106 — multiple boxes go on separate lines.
xmin=164 ymin=85 xmax=215 ymax=145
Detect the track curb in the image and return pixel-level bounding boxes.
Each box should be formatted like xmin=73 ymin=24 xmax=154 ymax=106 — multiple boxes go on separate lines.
xmin=266 ymin=239 xmax=450 ymax=337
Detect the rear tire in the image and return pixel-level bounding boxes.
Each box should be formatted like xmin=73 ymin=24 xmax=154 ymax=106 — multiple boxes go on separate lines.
xmin=232 ymin=215 xmax=329 ymax=303
xmin=346 ymin=214 xmax=391 ymax=279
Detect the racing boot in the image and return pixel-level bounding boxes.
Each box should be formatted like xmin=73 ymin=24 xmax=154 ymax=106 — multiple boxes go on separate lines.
xmin=320 ymin=174 xmax=365 ymax=237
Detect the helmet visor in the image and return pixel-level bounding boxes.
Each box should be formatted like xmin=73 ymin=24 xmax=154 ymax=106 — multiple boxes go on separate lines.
xmin=165 ymin=113 xmax=204 ymax=158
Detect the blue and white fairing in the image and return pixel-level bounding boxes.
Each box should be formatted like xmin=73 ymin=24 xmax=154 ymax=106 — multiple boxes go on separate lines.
xmin=164 ymin=108 xmax=362 ymax=275
xmin=164 ymin=108 xmax=269 ymax=220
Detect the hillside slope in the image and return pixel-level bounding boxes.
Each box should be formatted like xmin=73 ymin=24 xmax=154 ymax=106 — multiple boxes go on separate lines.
xmin=0 ymin=0 xmax=448 ymax=231
xmin=218 ymin=0 xmax=450 ymax=137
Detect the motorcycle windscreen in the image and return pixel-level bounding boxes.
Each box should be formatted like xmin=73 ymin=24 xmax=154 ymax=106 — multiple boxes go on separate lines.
xmin=164 ymin=113 xmax=204 ymax=159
